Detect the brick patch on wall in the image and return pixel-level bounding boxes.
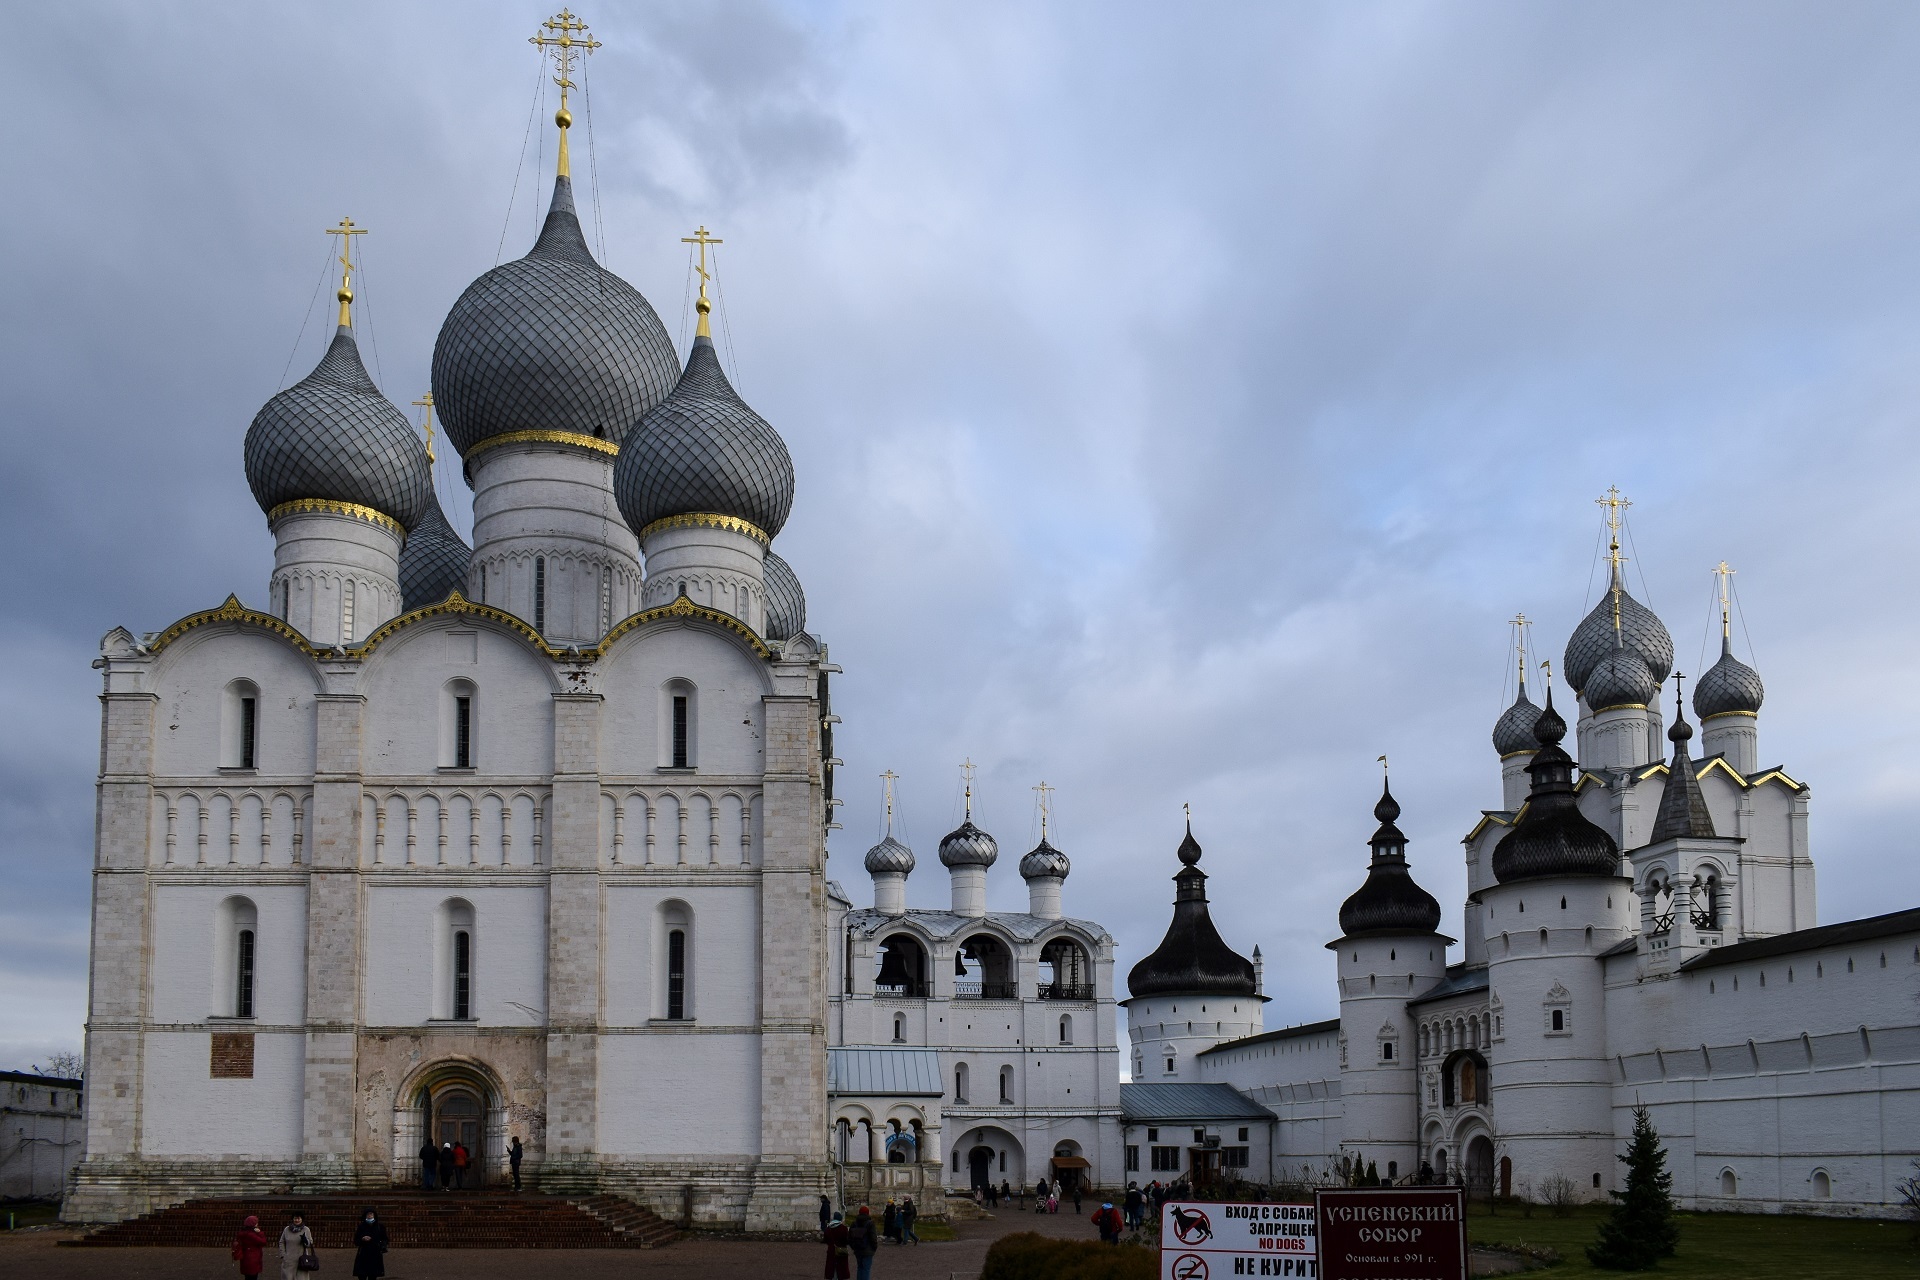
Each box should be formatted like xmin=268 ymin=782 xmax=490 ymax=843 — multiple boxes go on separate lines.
xmin=210 ymin=1033 xmax=255 ymax=1079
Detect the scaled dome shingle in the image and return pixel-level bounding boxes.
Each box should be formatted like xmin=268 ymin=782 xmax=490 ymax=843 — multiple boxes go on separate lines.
xmin=1019 ymin=837 xmax=1071 ymax=880
xmin=1492 ymin=687 xmax=1543 ymax=757
xmin=764 ymin=550 xmax=807 ymax=641
xmin=938 ymin=820 xmax=999 ymax=868
xmin=1584 ymin=643 xmax=1659 ymax=712
xmin=1694 ymin=648 xmax=1764 ymax=720
xmin=399 ymin=486 xmax=472 ymax=610
xmin=864 ymin=834 xmax=916 ymax=874
xmin=1337 ymin=783 xmax=1443 ymax=937
xmin=1565 ymin=582 xmax=1672 ymax=697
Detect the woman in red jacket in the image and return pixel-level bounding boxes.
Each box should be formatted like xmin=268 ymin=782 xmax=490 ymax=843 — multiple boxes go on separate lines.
xmin=231 ymin=1214 xmax=268 ymax=1279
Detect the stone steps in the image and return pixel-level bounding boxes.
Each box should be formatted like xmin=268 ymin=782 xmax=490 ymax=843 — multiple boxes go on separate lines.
xmin=66 ymin=1192 xmax=679 ymax=1249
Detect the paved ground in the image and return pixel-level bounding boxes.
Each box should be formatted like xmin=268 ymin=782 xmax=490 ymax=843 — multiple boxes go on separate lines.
xmin=0 ymin=1203 xmax=1102 ymax=1280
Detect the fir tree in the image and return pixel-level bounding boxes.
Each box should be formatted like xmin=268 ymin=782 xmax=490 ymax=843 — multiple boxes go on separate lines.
xmin=1587 ymin=1105 xmax=1681 ymax=1270
xmin=1365 ymin=1160 xmax=1379 ymax=1187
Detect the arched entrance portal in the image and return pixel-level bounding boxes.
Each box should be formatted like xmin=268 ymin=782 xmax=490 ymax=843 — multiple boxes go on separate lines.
xmin=1464 ymin=1136 xmax=1495 ymax=1201
xmin=393 ymin=1060 xmax=504 ymax=1189
xmin=969 ymin=1145 xmax=996 ymax=1191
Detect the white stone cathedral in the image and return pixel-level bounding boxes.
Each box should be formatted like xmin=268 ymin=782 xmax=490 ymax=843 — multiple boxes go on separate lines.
xmin=1124 ymin=530 xmax=1920 ymax=1217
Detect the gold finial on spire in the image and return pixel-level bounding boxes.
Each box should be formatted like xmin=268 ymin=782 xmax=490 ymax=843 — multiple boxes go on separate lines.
xmin=1541 ymin=658 xmax=1554 ymax=691
xmin=1595 ymin=485 xmax=1632 ymax=586
xmin=681 ymin=226 xmax=724 ymax=338
xmin=326 ymin=217 xmax=367 ymax=328
xmin=412 ymin=393 xmax=436 ymax=463
xmin=530 ymin=9 xmax=600 ymax=180
xmin=1032 ymin=780 xmax=1054 ymax=840
xmin=1511 ymin=612 xmax=1530 ymax=689
xmin=880 ymin=769 xmax=899 ymax=834
xmin=960 ymin=758 xmax=977 ymax=820
xmin=1714 ymin=560 xmax=1736 ymax=650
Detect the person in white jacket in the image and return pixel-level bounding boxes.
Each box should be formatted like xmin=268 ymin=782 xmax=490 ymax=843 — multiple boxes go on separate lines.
xmin=277 ymin=1212 xmax=314 ymax=1280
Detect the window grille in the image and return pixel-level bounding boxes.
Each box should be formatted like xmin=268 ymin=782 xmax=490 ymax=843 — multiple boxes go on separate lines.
xmin=239 ymin=697 xmax=256 ymax=770
xmin=235 ymin=928 xmax=255 ymax=1018
xmin=453 ymin=930 xmax=471 ymax=1019
xmin=668 ymin=929 xmax=686 ymax=1019
xmin=534 ymin=557 xmax=546 ymax=633
xmin=454 ymin=696 xmax=472 ymax=768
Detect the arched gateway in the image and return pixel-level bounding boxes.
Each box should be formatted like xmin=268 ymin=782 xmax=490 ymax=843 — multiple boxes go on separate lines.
xmin=392 ymin=1059 xmax=506 ymax=1188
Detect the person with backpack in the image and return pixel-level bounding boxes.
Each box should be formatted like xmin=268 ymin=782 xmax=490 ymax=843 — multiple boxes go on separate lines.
xmin=822 ymin=1212 xmax=851 ymax=1279
xmin=846 ymin=1205 xmax=879 ymax=1280
xmin=1092 ymin=1200 xmax=1124 ymax=1243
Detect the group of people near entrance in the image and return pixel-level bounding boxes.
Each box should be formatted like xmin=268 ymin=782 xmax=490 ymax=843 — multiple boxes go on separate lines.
xmin=818 ymin=1196 xmax=919 ymax=1278
xmin=229 ymin=1209 xmax=388 ymax=1280
xmin=415 ymin=1134 xmax=527 ymax=1191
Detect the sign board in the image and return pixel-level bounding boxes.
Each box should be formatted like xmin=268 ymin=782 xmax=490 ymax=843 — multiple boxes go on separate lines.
xmin=1312 ymin=1187 xmax=1467 ymax=1280
xmin=1159 ymin=1200 xmax=1318 ymax=1279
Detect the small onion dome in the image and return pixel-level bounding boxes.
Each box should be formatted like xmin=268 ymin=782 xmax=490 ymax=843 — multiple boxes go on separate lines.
xmin=1565 ymin=581 xmax=1673 ymax=697
xmin=864 ymin=834 xmax=916 ymax=875
xmin=1020 ymin=836 xmax=1071 ymax=880
xmin=244 ymin=326 xmax=430 ymax=529
xmin=614 ymin=334 xmax=795 ymax=538
xmin=1492 ymin=684 xmax=1542 ymax=757
xmin=1126 ymin=822 xmax=1258 ymax=999
xmin=938 ymin=819 xmax=999 ymax=868
xmin=1649 ymin=702 xmax=1716 ymax=843
xmin=1694 ymin=643 xmax=1764 ymax=720
xmin=1338 ymin=781 xmax=1442 ymax=937
xmin=431 ymin=177 xmax=680 ymax=457
xmin=399 ymin=486 xmax=472 ymax=611
xmin=1491 ymin=689 xmax=1622 ymax=882
xmin=763 ymin=549 xmax=807 ymax=641
xmin=1584 ymin=641 xmax=1659 ymax=712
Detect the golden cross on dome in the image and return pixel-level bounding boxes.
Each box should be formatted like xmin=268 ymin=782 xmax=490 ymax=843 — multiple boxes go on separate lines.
xmin=326 ymin=217 xmax=367 ymax=327
xmin=530 ymin=9 xmax=600 ymax=178
xmin=412 ymin=393 xmax=436 ymax=463
xmin=880 ymin=769 xmax=899 ymax=832
xmin=1032 ymin=780 xmax=1054 ymax=839
xmin=1511 ymin=612 xmax=1530 ymax=687
xmin=1714 ymin=560 xmax=1736 ymax=643
xmin=960 ymin=758 xmax=977 ymax=819
xmin=681 ymin=226 xmax=724 ymax=337
xmin=1595 ymin=485 xmax=1632 ymax=578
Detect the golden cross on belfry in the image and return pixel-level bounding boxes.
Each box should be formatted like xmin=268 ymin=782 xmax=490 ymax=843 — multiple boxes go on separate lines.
xmin=530 ymin=9 xmax=600 ymax=177
xmin=1511 ymin=612 xmax=1530 ymax=685
xmin=960 ymin=758 xmax=977 ymax=818
xmin=412 ymin=393 xmax=436 ymax=463
xmin=1595 ymin=485 xmax=1632 ymax=573
xmin=326 ymin=217 xmax=367 ymax=327
xmin=1714 ymin=560 xmax=1736 ymax=642
xmin=880 ymin=769 xmax=899 ymax=830
xmin=1032 ymin=780 xmax=1055 ymax=839
xmin=681 ymin=226 xmax=724 ymax=336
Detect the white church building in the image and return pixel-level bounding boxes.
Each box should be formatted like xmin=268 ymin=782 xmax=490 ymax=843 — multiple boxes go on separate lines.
xmin=1127 ymin=531 xmax=1920 ymax=1217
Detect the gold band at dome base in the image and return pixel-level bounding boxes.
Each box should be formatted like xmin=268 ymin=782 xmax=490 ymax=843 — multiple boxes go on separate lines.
xmin=637 ymin=512 xmax=770 ymax=546
xmin=463 ymin=429 xmax=621 ymax=465
xmin=267 ymin=498 xmax=404 ymax=539
xmin=1701 ymin=709 xmax=1758 ymax=720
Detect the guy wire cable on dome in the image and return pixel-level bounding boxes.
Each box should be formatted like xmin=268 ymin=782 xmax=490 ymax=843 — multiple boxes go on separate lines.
xmin=1732 ymin=576 xmax=1760 ymax=672
xmin=678 ymin=242 xmax=695 ymax=352
xmin=714 ymin=245 xmax=743 ymax=393
xmin=353 ymin=233 xmax=387 ymax=390
xmin=583 ymin=60 xmax=607 ymax=264
xmin=1696 ymin=572 xmax=1718 ymax=687
xmin=1622 ymin=513 xmax=1654 ymax=609
xmin=1580 ymin=519 xmax=1605 ymax=612
xmin=276 ymin=238 xmax=339 ymax=392
xmin=494 ymin=52 xmax=548 ymax=268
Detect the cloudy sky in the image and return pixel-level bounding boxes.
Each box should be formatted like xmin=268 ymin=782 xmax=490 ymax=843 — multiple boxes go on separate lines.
xmin=5 ymin=1 xmax=1920 ymax=1070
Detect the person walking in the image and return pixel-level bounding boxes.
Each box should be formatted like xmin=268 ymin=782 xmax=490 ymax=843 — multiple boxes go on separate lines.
xmin=900 ymin=1196 xmax=918 ymax=1245
xmin=436 ymin=1141 xmax=454 ymax=1189
xmin=818 ymin=1194 xmax=833 ymax=1233
xmin=1092 ymin=1201 xmax=1123 ymax=1244
xmin=277 ymin=1212 xmax=315 ymax=1280
xmin=418 ymin=1137 xmax=437 ymax=1189
xmin=351 ymin=1207 xmax=389 ymax=1279
xmin=846 ymin=1205 xmax=879 ymax=1280
xmin=509 ymin=1135 xmax=524 ymax=1192
xmin=1033 ymin=1178 xmax=1048 ymax=1214
xmin=821 ymin=1212 xmax=851 ymax=1279
xmin=231 ymin=1214 xmax=268 ymax=1280
xmin=1124 ymin=1183 xmax=1145 ymax=1232
xmin=1002 ymin=1179 xmax=1014 ymax=1209
xmin=881 ymin=1198 xmax=898 ymax=1245
xmin=452 ymin=1140 xmax=470 ymax=1189
xmin=1072 ymin=1183 xmax=1083 ymax=1214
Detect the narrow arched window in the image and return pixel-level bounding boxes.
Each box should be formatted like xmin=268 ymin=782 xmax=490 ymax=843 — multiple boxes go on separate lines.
xmin=1059 ymin=1015 xmax=1072 ymax=1045
xmin=342 ymin=578 xmax=356 ymax=642
xmin=438 ymin=899 xmax=476 ymax=1020
xmin=534 ymin=556 xmax=547 ymax=633
xmin=478 ymin=563 xmax=487 ymax=605
xmin=601 ymin=565 xmax=613 ymax=633
xmin=893 ymin=1013 xmax=906 ymax=1043
xmin=455 ymin=696 xmax=472 ymax=767
xmin=673 ymin=695 xmax=689 ymax=767
xmin=668 ymin=929 xmax=687 ymax=1020
xmin=222 ymin=681 xmax=261 ymax=769
xmin=235 ymin=927 xmax=255 ymax=1018
xmin=444 ymin=680 xmax=477 ymax=769
xmin=453 ymin=929 xmax=471 ymax=1020
xmin=999 ymin=1065 xmax=1013 ymax=1104
xmin=955 ymin=1062 xmax=969 ymax=1103
xmin=1551 ymin=1008 xmax=1564 ymax=1032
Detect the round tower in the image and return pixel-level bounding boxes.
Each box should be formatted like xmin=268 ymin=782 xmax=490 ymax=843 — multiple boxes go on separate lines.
xmin=431 ymin=167 xmax=677 ymax=644
xmin=865 ymin=772 xmax=914 ymax=916
xmin=1123 ymin=822 xmax=1265 ymax=1083
xmin=1482 ymin=687 xmax=1634 ymax=1201
xmin=1330 ymin=777 xmax=1448 ymax=1181
xmin=1694 ymin=564 xmax=1763 ymax=773
xmin=243 ymin=234 xmax=430 ymax=647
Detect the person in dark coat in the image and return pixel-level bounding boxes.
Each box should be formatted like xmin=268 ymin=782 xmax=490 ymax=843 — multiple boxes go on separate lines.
xmin=821 ymin=1213 xmax=851 ymax=1279
xmin=437 ymin=1141 xmax=454 ymax=1189
xmin=418 ymin=1137 xmax=437 ymax=1188
xmin=846 ymin=1206 xmax=879 ymax=1280
xmin=818 ymin=1194 xmax=833 ymax=1232
xmin=1124 ymin=1183 xmax=1145 ymax=1231
xmin=231 ymin=1214 xmax=268 ymax=1280
xmin=881 ymin=1198 xmax=899 ymax=1244
xmin=351 ymin=1208 xmax=388 ymax=1279
xmin=900 ymin=1196 xmax=918 ymax=1245
xmin=509 ymin=1135 xmax=524 ymax=1191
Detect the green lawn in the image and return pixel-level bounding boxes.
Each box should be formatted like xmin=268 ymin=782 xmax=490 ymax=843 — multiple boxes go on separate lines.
xmin=1467 ymin=1203 xmax=1916 ymax=1279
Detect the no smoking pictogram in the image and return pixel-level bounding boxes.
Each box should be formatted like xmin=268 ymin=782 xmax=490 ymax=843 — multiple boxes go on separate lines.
xmin=1170 ymin=1253 xmax=1209 ymax=1280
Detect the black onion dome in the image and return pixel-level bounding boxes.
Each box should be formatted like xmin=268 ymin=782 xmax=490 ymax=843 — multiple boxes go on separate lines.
xmin=1127 ymin=823 xmax=1258 ymax=999
xmin=1020 ymin=836 xmax=1071 ymax=880
xmin=1491 ymin=689 xmax=1622 ymax=883
xmin=1694 ymin=642 xmax=1764 ymax=720
xmin=763 ymin=549 xmax=807 ymax=641
xmin=1338 ymin=780 xmax=1443 ymax=937
xmin=938 ymin=819 xmax=999 ymax=868
xmin=431 ymin=177 xmax=680 ymax=457
xmin=244 ymin=326 xmax=431 ymax=528
xmin=1584 ymin=641 xmax=1659 ymax=711
xmin=399 ymin=485 xmax=471 ymax=611
xmin=1565 ymin=580 xmax=1673 ymax=696
xmin=1492 ymin=684 xmax=1542 ymax=757
xmin=864 ymin=834 xmax=916 ymax=874
xmin=615 ymin=335 xmax=795 ymax=537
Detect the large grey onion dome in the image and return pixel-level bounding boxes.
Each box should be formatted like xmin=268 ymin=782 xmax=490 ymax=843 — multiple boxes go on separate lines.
xmin=1694 ymin=643 xmax=1764 ymax=720
xmin=1565 ymin=581 xmax=1673 ymax=696
xmin=431 ymin=177 xmax=680 ymax=458
xmin=244 ymin=326 xmax=431 ymax=529
xmin=763 ymin=550 xmax=807 ymax=641
xmin=1020 ymin=837 xmax=1071 ymax=881
xmin=399 ymin=485 xmax=471 ymax=611
xmin=1492 ymin=684 xmax=1542 ymax=757
xmin=938 ymin=819 xmax=999 ymax=868
xmin=1338 ymin=780 xmax=1443 ymax=937
xmin=1492 ymin=689 xmax=1622 ymax=883
xmin=1584 ymin=640 xmax=1659 ymax=711
xmin=614 ymin=335 xmax=795 ymax=538
xmin=864 ymin=834 xmax=916 ymax=875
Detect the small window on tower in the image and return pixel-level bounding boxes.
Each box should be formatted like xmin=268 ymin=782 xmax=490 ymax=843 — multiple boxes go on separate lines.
xmin=455 ymin=696 xmax=472 ymax=768
xmin=235 ymin=928 xmax=255 ymax=1019
xmin=534 ymin=557 xmax=546 ymax=634
xmin=239 ymin=696 xmax=257 ymax=770
xmin=1551 ymin=1008 xmax=1564 ymax=1032
xmin=453 ymin=928 xmax=471 ymax=1020
xmin=673 ymin=696 xmax=689 ymax=768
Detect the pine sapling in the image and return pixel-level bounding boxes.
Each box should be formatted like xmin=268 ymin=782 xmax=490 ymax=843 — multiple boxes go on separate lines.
xmin=1587 ymin=1105 xmax=1680 ymax=1270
